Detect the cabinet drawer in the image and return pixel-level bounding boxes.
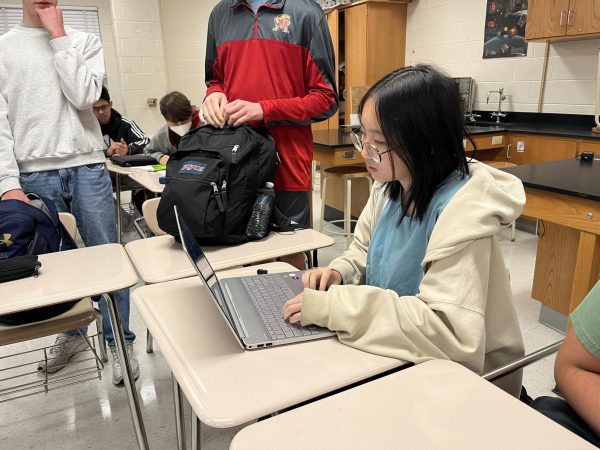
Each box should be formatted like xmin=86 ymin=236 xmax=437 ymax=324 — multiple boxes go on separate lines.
xmin=333 ymin=149 xmax=364 ymax=165
xmin=578 ymin=139 xmax=600 ymax=153
xmin=464 ymin=133 xmax=506 ymax=151
xmin=507 ymin=134 xmax=577 ymax=165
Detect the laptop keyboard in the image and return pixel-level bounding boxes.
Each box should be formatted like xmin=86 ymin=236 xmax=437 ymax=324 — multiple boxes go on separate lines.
xmin=241 ymin=276 xmax=323 ymax=340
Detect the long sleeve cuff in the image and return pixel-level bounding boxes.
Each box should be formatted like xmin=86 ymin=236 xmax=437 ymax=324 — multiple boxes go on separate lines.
xmin=300 ymin=289 xmax=331 ymax=328
xmin=329 ymin=259 xmax=360 ymax=285
xmin=0 ymin=177 xmax=22 ymax=198
xmin=49 ymin=35 xmax=72 ymax=53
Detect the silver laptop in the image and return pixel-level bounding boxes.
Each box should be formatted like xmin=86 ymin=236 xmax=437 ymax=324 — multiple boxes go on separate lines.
xmin=174 ymin=206 xmax=335 ymax=350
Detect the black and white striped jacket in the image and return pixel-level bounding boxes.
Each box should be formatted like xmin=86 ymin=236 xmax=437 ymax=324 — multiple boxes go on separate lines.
xmin=100 ymin=108 xmax=150 ymax=156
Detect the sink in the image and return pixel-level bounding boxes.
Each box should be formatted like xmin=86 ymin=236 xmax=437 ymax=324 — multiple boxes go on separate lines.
xmin=465 ymin=121 xmax=507 ymax=128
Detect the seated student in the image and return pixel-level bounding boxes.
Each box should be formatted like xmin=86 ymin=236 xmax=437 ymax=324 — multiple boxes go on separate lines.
xmin=283 ymin=64 xmax=526 ymax=397
xmin=144 ymin=91 xmax=203 ymax=165
xmin=530 ymin=281 xmax=600 ymax=447
xmin=93 ymin=86 xmax=150 ymax=156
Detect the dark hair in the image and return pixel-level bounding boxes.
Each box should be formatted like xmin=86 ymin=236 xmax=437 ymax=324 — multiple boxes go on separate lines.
xmin=99 ymin=86 xmax=110 ymax=102
xmin=159 ymin=91 xmax=192 ymax=122
xmin=358 ymin=64 xmax=469 ymax=223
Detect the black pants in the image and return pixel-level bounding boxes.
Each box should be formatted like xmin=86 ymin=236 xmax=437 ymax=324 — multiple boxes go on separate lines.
xmin=530 ymin=396 xmax=600 ymax=447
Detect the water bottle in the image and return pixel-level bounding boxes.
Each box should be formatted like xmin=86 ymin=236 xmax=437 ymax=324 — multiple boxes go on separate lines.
xmin=246 ymin=182 xmax=275 ymax=239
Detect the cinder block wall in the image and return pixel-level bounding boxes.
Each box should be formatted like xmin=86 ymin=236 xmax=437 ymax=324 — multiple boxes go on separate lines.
xmin=406 ymin=0 xmax=599 ymax=115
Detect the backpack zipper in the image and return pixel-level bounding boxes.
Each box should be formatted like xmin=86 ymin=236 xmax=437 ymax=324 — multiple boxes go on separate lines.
xmin=211 ymin=182 xmax=226 ymax=213
xmin=232 ymin=145 xmax=240 ymax=164
xmin=221 ymin=179 xmax=228 ymax=208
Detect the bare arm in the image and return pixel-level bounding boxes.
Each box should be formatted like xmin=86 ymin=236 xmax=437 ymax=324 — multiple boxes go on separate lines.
xmin=555 ymin=327 xmax=600 ymax=436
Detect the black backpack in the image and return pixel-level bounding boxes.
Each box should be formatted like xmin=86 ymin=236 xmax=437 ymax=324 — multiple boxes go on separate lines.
xmin=157 ymin=125 xmax=277 ymax=245
xmin=0 ymin=193 xmax=78 ymax=325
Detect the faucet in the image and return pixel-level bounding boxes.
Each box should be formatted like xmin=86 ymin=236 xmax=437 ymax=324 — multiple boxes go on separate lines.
xmin=487 ymin=88 xmax=507 ymax=123
xmin=464 ymin=112 xmax=481 ymax=123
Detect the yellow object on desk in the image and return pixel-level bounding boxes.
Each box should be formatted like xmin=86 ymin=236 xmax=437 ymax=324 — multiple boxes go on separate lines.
xmin=130 ymin=164 xmax=166 ymax=172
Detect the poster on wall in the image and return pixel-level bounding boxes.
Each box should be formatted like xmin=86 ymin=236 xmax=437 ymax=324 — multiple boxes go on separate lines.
xmin=483 ymin=1 xmax=528 ymax=58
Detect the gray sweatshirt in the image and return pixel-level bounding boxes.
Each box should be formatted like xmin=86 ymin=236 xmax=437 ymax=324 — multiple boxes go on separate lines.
xmin=144 ymin=124 xmax=175 ymax=162
xmin=0 ymin=24 xmax=106 ymax=196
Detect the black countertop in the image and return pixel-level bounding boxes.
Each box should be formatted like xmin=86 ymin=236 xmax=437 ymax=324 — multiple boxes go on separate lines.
xmin=314 ymin=112 xmax=600 ymax=147
xmin=465 ymin=121 xmax=600 ymax=140
xmin=502 ymin=159 xmax=600 ymax=201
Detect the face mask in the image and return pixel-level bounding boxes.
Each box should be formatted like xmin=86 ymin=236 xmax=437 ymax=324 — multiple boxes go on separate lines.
xmin=170 ymin=122 xmax=192 ymax=136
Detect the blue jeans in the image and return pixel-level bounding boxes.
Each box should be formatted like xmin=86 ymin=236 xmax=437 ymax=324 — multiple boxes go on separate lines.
xmin=20 ymin=163 xmax=136 ymax=347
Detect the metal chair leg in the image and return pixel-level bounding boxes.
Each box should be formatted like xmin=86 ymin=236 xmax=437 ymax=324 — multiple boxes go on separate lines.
xmin=173 ymin=375 xmax=186 ymax=450
xmin=146 ymin=329 xmax=154 ymax=353
xmin=192 ymin=413 xmax=202 ymax=450
xmin=511 ymin=220 xmax=516 ymax=241
xmin=95 ymin=308 xmax=108 ymax=362
xmin=345 ymin=178 xmax=352 ymax=249
xmin=105 ymin=293 xmax=148 ymax=449
xmin=320 ymin=175 xmax=328 ymax=233
xmin=133 ymin=217 xmax=147 ymax=239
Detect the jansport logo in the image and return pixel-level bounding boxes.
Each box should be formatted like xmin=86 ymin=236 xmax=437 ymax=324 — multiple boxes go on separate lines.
xmin=272 ymin=14 xmax=291 ymax=33
xmin=178 ymin=161 xmax=208 ymax=175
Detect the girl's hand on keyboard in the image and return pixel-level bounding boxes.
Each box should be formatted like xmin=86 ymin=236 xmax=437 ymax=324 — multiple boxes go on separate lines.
xmin=302 ymin=268 xmax=342 ymax=291
xmin=282 ymin=293 xmax=303 ymax=324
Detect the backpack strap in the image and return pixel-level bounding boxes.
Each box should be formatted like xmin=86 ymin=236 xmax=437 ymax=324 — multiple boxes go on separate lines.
xmin=26 ymin=194 xmax=77 ymax=252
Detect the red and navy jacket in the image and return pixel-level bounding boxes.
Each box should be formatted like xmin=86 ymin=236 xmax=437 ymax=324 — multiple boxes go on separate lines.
xmin=205 ymin=0 xmax=338 ymax=191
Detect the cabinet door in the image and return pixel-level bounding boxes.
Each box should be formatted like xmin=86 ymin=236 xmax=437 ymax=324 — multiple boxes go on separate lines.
xmin=507 ymin=134 xmax=578 ymax=165
xmin=526 ymin=0 xmax=570 ymax=40
xmin=577 ymin=139 xmax=600 ymax=153
xmin=567 ymin=0 xmax=600 ymax=36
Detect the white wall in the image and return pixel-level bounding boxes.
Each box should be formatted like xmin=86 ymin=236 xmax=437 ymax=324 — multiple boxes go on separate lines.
xmin=0 ymin=0 xmax=168 ymax=133
xmin=159 ymin=0 xmax=219 ymax=109
xmin=406 ymin=0 xmax=599 ymax=115
xmin=110 ymin=0 xmax=167 ymax=133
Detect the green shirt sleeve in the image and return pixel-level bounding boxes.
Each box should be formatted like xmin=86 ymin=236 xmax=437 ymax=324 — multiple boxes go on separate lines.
xmin=571 ymin=280 xmax=600 ymax=359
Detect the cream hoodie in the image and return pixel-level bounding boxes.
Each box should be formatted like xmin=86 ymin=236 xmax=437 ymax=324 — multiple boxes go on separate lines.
xmin=302 ymin=161 xmax=526 ymax=396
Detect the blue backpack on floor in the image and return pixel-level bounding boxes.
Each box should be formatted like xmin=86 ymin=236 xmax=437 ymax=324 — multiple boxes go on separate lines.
xmin=0 ymin=193 xmax=78 ymax=325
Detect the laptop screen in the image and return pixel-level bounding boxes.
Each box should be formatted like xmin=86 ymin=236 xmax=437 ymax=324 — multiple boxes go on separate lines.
xmin=174 ymin=206 xmax=235 ymax=327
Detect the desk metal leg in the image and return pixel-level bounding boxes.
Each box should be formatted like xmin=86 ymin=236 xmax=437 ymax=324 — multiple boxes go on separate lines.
xmin=105 ymin=293 xmax=148 ymax=449
xmin=173 ymin=375 xmax=186 ymax=450
xmin=115 ymin=173 xmax=123 ymax=244
xmin=192 ymin=413 xmax=201 ymax=450
xmin=146 ymin=329 xmax=154 ymax=353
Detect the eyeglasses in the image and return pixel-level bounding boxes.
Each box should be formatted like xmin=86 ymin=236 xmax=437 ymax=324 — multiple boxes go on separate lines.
xmin=93 ymin=104 xmax=110 ymax=113
xmin=350 ymin=130 xmax=392 ymax=164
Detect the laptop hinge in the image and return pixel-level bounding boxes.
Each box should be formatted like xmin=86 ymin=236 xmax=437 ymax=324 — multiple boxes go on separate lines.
xmin=224 ymin=283 xmax=249 ymax=338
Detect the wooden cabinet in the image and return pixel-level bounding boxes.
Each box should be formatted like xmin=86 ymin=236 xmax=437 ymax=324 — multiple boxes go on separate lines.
xmin=465 ymin=133 xmax=507 ymax=162
xmin=526 ymin=0 xmax=600 ymax=41
xmin=313 ymin=1 xmax=409 ymax=131
xmin=343 ymin=1 xmax=408 ymax=124
xmin=578 ymin=139 xmax=600 ymax=153
xmin=505 ymin=134 xmax=578 ymax=165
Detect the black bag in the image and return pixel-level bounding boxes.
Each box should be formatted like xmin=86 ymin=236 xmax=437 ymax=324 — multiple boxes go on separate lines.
xmin=110 ymin=154 xmax=158 ymax=167
xmin=0 ymin=255 xmax=41 ymax=283
xmin=0 ymin=194 xmax=78 ymax=325
xmin=157 ymin=125 xmax=277 ymax=245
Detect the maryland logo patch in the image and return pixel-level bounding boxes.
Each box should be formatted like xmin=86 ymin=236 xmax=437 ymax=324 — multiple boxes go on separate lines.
xmin=272 ymin=14 xmax=291 ymax=33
